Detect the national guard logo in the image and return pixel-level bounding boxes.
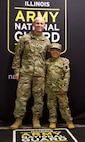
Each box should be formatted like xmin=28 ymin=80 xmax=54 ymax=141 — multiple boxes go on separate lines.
xmin=13 ymin=128 xmax=78 ymax=142
xmin=7 ymin=0 xmax=68 ymax=54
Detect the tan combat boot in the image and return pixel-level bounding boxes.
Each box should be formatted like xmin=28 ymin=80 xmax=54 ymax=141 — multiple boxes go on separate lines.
xmin=32 ymin=115 xmax=41 ymax=128
xmin=49 ymin=122 xmax=56 ymax=129
xmin=66 ymin=121 xmax=75 ymax=129
xmin=10 ymin=118 xmax=22 ymax=129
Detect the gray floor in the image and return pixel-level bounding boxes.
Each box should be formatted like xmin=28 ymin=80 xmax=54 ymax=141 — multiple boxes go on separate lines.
xmin=0 ymin=123 xmax=85 ymax=129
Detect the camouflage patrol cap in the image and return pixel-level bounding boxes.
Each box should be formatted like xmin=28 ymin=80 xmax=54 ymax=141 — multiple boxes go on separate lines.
xmin=50 ymin=43 xmax=62 ymax=50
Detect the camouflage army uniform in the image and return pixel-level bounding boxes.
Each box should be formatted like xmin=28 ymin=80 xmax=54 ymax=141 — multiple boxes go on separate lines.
xmin=46 ymin=56 xmax=73 ymax=123
xmin=12 ymin=31 xmax=50 ymax=118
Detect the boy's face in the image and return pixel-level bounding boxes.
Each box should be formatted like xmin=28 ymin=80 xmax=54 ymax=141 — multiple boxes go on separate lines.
xmin=50 ymin=48 xmax=61 ymax=58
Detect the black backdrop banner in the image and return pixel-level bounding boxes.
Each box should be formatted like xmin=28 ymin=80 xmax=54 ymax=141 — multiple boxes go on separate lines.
xmin=7 ymin=0 xmax=67 ymax=54
xmin=0 ymin=0 xmax=85 ymax=124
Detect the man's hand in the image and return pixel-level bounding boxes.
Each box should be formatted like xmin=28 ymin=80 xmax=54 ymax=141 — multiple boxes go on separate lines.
xmin=60 ymin=89 xmax=66 ymax=95
xmin=64 ymin=58 xmax=70 ymax=64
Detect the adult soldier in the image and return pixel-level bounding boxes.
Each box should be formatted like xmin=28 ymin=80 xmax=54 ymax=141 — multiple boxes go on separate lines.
xmin=46 ymin=43 xmax=75 ymax=129
xmin=10 ymin=17 xmax=51 ymax=129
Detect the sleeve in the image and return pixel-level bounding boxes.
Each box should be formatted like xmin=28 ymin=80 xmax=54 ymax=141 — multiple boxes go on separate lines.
xmin=46 ymin=40 xmax=51 ymax=59
xmin=61 ymin=61 xmax=70 ymax=92
xmin=12 ymin=37 xmax=24 ymax=74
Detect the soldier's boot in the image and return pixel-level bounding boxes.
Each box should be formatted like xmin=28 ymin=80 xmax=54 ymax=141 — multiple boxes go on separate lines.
xmin=32 ymin=115 xmax=41 ymax=128
xmin=66 ymin=121 xmax=75 ymax=129
xmin=49 ymin=122 xmax=56 ymax=129
xmin=10 ymin=118 xmax=22 ymax=130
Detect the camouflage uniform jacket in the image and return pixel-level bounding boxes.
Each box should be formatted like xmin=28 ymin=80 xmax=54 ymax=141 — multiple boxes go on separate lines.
xmin=46 ymin=56 xmax=70 ymax=92
xmin=12 ymin=31 xmax=50 ymax=77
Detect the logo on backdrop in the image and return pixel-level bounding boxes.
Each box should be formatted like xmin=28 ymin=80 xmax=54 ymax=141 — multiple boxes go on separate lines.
xmin=13 ymin=128 xmax=78 ymax=142
xmin=7 ymin=0 xmax=68 ymax=54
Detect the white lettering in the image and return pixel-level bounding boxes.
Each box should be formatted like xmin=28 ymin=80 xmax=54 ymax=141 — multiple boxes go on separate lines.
xmin=25 ymin=1 xmax=50 ymax=7
xmin=15 ymin=23 xmax=32 ymax=30
xmin=14 ymin=31 xmax=27 ymax=42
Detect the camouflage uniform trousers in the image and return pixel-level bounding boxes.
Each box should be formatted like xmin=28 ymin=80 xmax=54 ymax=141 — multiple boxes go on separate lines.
xmin=47 ymin=91 xmax=73 ymax=123
xmin=14 ymin=75 xmax=45 ymax=118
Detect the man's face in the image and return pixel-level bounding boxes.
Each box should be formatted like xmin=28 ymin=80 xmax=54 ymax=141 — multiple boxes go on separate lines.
xmin=33 ymin=17 xmax=45 ymax=34
xmin=50 ymin=48 xmax=61 ymax=58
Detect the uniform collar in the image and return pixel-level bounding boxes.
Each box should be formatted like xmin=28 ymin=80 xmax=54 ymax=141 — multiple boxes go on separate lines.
xmin=51 ymin=56 xmax=60 ymax=61
xmin=30 ymin=31 xmax=46 ymax=41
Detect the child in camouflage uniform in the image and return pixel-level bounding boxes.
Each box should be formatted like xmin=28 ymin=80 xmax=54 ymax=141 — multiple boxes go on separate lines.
xmin=46 ymin=43 xmax=75 ymax=129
